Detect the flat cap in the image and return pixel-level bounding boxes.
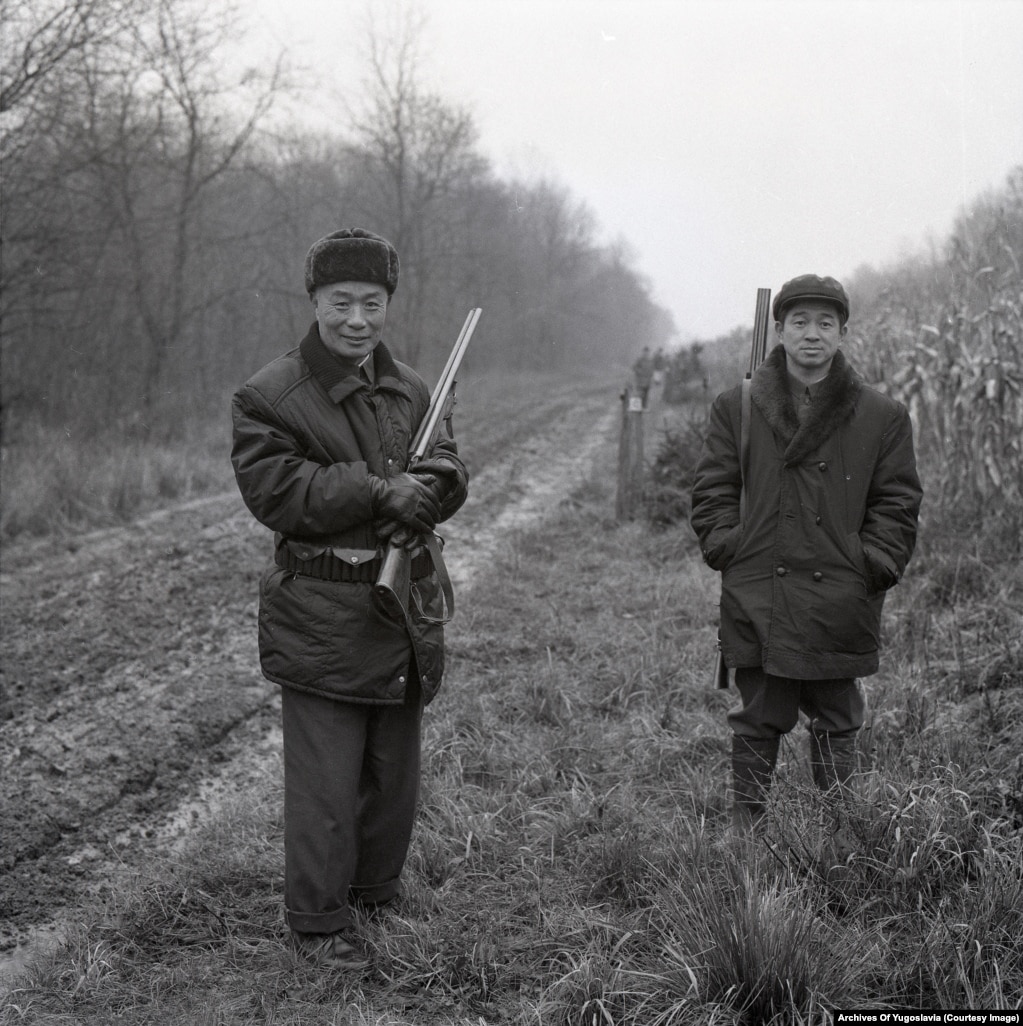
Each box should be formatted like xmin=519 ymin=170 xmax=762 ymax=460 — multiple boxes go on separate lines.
xmin=773 ymin=274 xmax=850 ymax=324
xmin=304 ymin=228 xmax=399 ymax=296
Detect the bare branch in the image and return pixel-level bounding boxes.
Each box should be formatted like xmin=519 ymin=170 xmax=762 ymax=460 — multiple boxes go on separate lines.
xmin=0 ymin=0 xmax=140 ymax=112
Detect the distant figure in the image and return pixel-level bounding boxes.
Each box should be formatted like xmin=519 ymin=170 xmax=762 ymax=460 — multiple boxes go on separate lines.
xmin=632 ymin=346 xmax=654 ymax=407
xmin=231 ymin=229 xmax=469 ymax=966
xmin=690 ymin=274 xmax=922 ymax=832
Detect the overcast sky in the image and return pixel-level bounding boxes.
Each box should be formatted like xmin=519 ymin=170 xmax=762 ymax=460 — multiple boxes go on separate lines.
xmin=244 ymin=0 xmax=1023 ymax=340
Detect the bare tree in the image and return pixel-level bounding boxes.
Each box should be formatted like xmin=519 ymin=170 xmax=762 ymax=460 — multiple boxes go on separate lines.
xmin=1 ymin=0 xmax=148 ymax=432
xmin=110 ymin=0 xmax=283 ymax=421
xmin=347 ymin=0 xmax=487 ymax=366
xmin=1 ymin=0 xmax=285 ymax=434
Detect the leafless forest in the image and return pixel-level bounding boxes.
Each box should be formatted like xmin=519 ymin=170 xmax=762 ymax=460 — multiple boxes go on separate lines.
xmin=0 ymin=0 xmax=673 ymax=487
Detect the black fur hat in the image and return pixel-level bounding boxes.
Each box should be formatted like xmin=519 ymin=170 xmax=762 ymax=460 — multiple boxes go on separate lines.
xmin=304 ymin=228 xmax=399 ymax=296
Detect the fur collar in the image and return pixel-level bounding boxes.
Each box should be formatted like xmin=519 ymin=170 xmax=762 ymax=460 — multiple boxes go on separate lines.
xmin=751 ymin=344 xmax=862 ymax=465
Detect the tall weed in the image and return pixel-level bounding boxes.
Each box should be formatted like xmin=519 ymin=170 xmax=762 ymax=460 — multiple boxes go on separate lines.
xmin=0 ymin=420 xmax=231 ymax=541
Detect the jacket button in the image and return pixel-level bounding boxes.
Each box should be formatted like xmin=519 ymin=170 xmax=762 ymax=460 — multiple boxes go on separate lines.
xmin=776 ymin=566 xmax=787 ymax=576
xmin=818 ymin=461 xmax=828 ymax=472
xmin=398 ymin=675 xmax=406 ymax=683
xmin=813 ymin=571 xmax=823 ymax=581
xmin=815 ymin=516 xmax=822 ymax=525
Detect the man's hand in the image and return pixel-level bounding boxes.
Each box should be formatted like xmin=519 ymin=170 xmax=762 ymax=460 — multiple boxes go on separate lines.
xmin=404 ymin=457 xmax=457 ymax=504
xmin=370 ymin=473 xmax=440 ymax=534
xmin=375 ymin=520 xmax=422 ymax=550
xmin=408 ymin=456 xmax=459 ymax=505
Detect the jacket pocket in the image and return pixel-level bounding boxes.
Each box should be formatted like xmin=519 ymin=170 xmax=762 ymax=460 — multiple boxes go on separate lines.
xmin=845 ymin=532 xmax=892 ymax=595
xmin=258 ymin=567 xmax=411 ymax=701
xmin=704 ymin=523 xmax=743 ymax=572
xmin=862 ymin=541 xmax=898 ymax=593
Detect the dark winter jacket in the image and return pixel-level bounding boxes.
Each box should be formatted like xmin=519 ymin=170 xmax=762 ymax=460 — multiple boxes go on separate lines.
xmin=690 ymin=345 xmax=922 ymax=679
xmin=231 ymin=324 xmax=469 ymax=706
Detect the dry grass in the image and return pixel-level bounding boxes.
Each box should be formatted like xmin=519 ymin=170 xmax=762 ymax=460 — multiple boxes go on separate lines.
xmin=0 ymin=420 xmax=231 ymax=541
xmin=4 ymin=441 xmax=1021 ymax=1023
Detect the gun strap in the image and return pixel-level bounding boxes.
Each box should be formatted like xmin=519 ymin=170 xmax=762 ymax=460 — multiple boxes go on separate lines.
xmin=739 ymin=376 xmax=752 ymax=523
xmin=411 ymin=532 xmax=455 ymax=626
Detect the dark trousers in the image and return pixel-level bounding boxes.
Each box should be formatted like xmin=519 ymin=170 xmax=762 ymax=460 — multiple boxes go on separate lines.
xmin=727 ymin=667 xmax=865 ymax=740
xmin=281 ymin=687 xmax=422 ymax=934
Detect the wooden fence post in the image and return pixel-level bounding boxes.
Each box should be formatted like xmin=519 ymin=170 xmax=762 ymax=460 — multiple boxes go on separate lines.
xmin=616 ymin=386 xmax=645 ymax=520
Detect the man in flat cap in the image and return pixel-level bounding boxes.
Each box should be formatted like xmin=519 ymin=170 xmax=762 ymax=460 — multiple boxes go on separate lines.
xmin=690 ymin=274 xmax=922 ymax=831
xmin=231 ymin=228 xmax=469 ymax=965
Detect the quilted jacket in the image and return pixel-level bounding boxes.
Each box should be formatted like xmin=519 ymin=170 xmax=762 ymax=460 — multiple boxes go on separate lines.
xmin=231 ymin=324 xmax=468 ymax=705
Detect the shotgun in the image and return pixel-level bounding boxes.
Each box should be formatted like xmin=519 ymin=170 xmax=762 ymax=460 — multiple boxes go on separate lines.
xmin=373 ymin=307 xmax=482 ymax=622
xmin=714 ymin=287 xmax=771 ymax=688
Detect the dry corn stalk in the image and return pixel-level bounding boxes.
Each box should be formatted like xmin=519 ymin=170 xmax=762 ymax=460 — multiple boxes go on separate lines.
xmin=847 ymin=168 xmax=1023 ymax=550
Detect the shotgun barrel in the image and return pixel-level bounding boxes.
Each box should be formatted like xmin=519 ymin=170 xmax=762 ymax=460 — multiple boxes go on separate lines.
xmin=409 ymin=307 xmax=481 ymax=465
xmin=747 ymin=287 xmax=772 ymax=376
xmin=373 ymin=308 xmax=482 ymax=621
xmin=714 ymin=287 xmax=771 ymax=689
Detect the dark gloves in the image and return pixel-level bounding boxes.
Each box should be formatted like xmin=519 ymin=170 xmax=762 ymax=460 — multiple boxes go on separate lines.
xmin=376 ymin=521 xmax=420 ymax=550
xmin=407 ymin=456 xmax=460 ymax=506
xmin=370 ymin=473 xmax=441 ymax=534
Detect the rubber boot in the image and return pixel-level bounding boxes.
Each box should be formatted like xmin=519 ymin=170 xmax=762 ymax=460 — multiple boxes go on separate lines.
xmin=730 ymin=734 xmax=780 ymax=832
xmin=810 ymin=729 xmax=860 ymax=869
xmin=809 ymin=729 xmax=858 ymax=794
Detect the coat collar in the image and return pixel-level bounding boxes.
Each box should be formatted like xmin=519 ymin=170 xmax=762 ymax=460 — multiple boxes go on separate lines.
xmin=299 ymin=324 xmax=412 ymax=404
xmin=751 ymin=344 xmax=862 ymax=465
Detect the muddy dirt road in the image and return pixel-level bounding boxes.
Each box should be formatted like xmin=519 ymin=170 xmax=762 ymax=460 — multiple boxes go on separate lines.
xmin=0 ymin=383 xmax=621 ymax=972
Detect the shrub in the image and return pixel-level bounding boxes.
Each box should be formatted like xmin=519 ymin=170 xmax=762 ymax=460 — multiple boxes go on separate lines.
xmin=644 ymin=414 xmax=709 ymax=529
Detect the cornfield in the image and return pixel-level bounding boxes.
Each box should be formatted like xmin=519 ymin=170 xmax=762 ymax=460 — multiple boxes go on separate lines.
xmin=847 ymin=165 xmax=1023 ymax=557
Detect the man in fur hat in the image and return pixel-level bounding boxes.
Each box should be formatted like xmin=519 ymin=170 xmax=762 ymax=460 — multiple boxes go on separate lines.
xmin=231 ymin=228 xmax=469 ymax=965
xmin=690 ymin=274 xmax=922 ymax=831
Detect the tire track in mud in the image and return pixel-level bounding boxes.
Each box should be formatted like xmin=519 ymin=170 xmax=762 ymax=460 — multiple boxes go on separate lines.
xmin=0 ymin=388 xmax=619 ymax=980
